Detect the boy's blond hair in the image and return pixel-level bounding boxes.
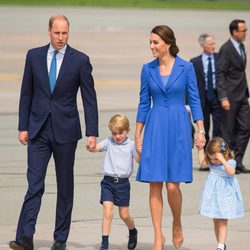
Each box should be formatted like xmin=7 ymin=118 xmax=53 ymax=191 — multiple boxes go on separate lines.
xmin=108 ymin=114 xmax=130 ymax=132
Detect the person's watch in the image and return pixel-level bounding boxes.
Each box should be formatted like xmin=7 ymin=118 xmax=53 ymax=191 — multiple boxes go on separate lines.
xmin=198 ymin=130 xmax=205 ymax=134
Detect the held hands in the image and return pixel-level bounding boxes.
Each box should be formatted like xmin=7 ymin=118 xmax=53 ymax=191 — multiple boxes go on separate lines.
xmin=195 ymin=132 xmax=206 ymax=150
xmin=135 ymin=136 xmax=142 ymax=155
xmin=86 ymin=136 xmax=97 ymax=152
xmin=18 ymin=131 xmax=29 ymax=145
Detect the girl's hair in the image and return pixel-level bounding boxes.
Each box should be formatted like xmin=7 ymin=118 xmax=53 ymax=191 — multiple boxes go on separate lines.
xmin=204 ymin=137 xmax=234 ymax=164
xmin=108 ymin=114 xmax=129 ymax=132
xmin=151 ymin=25 xmax=179 ymax=56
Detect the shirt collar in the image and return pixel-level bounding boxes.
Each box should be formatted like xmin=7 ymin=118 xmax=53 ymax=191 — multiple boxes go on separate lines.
xmin=48 ymin=44 xmax=67 ymax=55
xmin=111 ymin=137 xmax=130 ymax=145
xmin=202 ymin=52 xmax=214 ymax=61
xmin=230 ymin=37 xmax=241 ymax=47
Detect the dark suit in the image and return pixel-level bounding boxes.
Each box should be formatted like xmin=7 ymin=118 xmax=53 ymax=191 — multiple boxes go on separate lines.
xmin=190 ymin=53 xmax=222 ymax=143
xmin=16 ymin=44 xmax=98 ymax=242
xmin=217 ymin=39 xmax=250 ymax=167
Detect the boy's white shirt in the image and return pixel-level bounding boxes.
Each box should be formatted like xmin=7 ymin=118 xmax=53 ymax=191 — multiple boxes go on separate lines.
xmin=97 ymin=136 xmax=138 ymax=178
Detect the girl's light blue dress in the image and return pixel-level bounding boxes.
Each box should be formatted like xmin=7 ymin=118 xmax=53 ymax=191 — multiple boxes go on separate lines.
xmin=199 ymin=159 xmax=244 ymax=219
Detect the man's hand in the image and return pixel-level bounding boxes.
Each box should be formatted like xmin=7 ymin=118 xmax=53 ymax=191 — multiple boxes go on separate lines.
xmin=221 ymin=99 xmax=230 ymax=110
xmin=86 ymin=136 xmax=97 ymax=152
xmin=18 ymin=131 xmax=29 ymax=145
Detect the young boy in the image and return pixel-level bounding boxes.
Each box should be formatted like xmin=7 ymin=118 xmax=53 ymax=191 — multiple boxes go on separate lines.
xmin=91 ymin=114 xmax=139 ymax=250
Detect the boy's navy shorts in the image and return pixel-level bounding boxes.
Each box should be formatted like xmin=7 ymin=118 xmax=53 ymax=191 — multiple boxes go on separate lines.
xmin=100 ymin=176 xmax=130 ymax=207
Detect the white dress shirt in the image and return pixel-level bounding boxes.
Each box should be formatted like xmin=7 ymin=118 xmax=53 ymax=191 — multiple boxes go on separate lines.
xmin=99 ymin=137 xmax=137 ymax=178
xmin=202 ymin=52 xmax=216 ymax=89
xmin=47 ymin=44 xmax=67 ymax=79
xmin=230 ymin=37 xmax=245 ymax=59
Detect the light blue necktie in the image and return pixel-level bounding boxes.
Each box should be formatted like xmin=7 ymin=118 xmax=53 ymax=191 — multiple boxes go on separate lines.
xmin=49 ymin=50 xmax=58 ymax=93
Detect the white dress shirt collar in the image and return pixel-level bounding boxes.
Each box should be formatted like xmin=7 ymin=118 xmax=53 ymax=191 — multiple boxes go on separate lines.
xmin=230 ymin=37 xmax=243 ymax=57
xmin=201 ymin=52 xmax=214 ymax=61
xmin=48 ymin=44 xmax=67 ymax=55
xmin=230 ymin=37 xmax=241 ymax=47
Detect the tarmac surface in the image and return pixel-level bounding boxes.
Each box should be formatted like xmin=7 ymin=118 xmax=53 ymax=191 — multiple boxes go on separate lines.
xmin=0 ymin=6 xmax=250 ymax=250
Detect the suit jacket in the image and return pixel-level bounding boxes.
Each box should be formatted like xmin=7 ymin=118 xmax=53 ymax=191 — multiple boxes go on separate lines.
xmin=190 ymin=53 xmax=218 ymax=110
xmin=217 ymin=39 xmax=249 ymax=102
xmin=18 ymin=44 xmax=98 ymax=143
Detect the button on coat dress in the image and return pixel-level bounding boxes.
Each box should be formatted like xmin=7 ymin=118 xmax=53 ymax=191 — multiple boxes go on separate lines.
xmin=136 ymin=56 xmax=203 ymax=182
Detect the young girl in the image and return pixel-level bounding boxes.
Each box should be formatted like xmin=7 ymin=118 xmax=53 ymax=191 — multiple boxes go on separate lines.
xmin=197 ymin=137 xmax=244 ymax=250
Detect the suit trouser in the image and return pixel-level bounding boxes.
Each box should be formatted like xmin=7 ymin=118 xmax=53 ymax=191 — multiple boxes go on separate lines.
xmin=16 ymin=117 xmax=78 ymax=242
xmin=203 ymin=96 xmax=222 ymax=144
xmin=221 ymin=97 xmax=250 ymax=166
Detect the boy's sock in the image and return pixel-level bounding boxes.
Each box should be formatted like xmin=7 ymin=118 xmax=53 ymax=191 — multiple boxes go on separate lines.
xmin=100 ymin=236 xmax=109 ymax=250
xmin=129 ymin=228 xmax=137 ymax=236
xmin=102 ymin=235 xmax=109 ymax=245
xmin=217 ymin=243 xmax=225 ymax=250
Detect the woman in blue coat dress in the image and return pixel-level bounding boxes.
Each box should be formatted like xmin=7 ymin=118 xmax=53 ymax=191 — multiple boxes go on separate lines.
xmin=135 ymin=25 xmax=206 ymax=249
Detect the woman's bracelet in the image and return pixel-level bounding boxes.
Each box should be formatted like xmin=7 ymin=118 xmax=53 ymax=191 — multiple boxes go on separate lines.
xmin=198 ymin=130 xmax=205 ymax=134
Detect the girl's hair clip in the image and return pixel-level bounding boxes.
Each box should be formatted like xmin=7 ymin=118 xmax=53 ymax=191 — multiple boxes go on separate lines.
xmin=221 ymin=141 xmax=226 ymax=152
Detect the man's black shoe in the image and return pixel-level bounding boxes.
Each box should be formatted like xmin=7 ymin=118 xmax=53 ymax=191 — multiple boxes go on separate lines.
xmin=50 ymin=241 xmax=66 ymax=250
xmin=235 ymin=168 xmax=241 ymax=174
xmin=9 ymin=236 xmax=34 ymax=250
xmin=128 ymin=228 xmax=138 ymax=250
xmin=236 ymin=165 xmax=250 ymax=174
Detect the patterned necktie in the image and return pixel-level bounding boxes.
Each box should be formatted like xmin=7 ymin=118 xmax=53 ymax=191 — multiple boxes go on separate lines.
xmin=49 ymin=50 xmax=58 ymax=93
xmin=239 ymin=43 xmax=245 ymax=61
xmin=206 ymin=56 xmax=214 ymax=101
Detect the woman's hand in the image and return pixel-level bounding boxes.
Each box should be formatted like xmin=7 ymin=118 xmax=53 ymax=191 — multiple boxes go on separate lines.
xmin=135 ymin=136 xmax=143 ymax=155
xmin=135 ymin=122 xmax=144 ymax=155
xmin=195 ymin=132 xmax=206 ymax=149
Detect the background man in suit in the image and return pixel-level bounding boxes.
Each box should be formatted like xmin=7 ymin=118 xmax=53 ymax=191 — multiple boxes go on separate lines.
xmin=9 ymin=15 xmax=99 ymax=250
xmin=217 ymin=19 xmax=250 ymax=174
xmin=190 ymin=34 xmax=222 ymax=170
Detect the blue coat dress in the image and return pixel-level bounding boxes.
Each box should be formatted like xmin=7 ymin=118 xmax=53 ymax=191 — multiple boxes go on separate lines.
xmin=136 ymin=56 xmax=203 ymax=183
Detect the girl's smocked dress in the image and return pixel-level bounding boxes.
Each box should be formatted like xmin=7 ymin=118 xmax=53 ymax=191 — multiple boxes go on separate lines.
xmin=199 ymin=159 xmax=244 ymax=219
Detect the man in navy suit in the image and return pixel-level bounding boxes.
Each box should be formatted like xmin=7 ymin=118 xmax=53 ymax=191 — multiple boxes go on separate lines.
xmin=217 ymin=19 xmax=250 ymax=174
xmin=190 ymin=34 xmax=222 ymax=170
xmin=9 ymin=15 xmax=99 ymax=250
